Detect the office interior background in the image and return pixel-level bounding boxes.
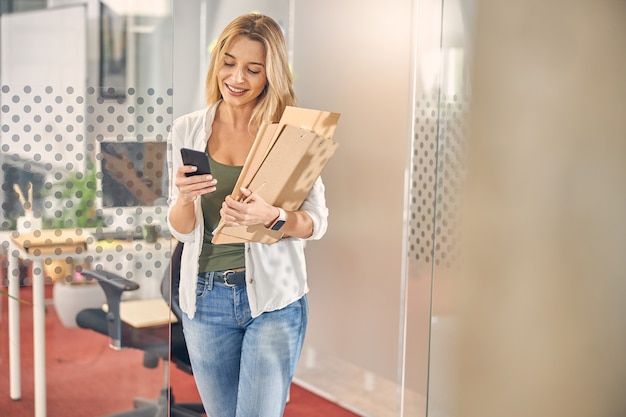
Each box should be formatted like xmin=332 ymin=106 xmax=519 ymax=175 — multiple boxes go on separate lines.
xmin=1 ymin=0 xmax=625 ymax=417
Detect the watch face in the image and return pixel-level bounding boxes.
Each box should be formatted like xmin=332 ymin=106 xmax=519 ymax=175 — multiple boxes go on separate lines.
xmin=270 ymin=220 xmax=286 ymax=231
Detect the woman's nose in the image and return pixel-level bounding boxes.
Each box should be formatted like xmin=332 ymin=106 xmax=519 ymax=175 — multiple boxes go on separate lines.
xmin=231 ymin=66 xmax=245 ymax=82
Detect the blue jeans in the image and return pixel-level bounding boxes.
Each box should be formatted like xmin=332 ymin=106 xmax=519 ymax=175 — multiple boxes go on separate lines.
xmin=182 ymin=273 xmax=308 ymax=417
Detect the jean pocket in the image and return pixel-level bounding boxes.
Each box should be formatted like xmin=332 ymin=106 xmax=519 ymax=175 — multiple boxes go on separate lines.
xmin=195 ymin=276 xmax=208 ymax=298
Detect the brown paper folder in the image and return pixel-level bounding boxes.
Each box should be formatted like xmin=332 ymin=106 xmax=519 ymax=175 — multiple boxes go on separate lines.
xmin=212 ymin=106 xmax=340 ymax=244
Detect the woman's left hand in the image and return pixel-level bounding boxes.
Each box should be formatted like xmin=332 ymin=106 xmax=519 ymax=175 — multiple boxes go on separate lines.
xmin=220 ymin=187 xmax=279 ymax=227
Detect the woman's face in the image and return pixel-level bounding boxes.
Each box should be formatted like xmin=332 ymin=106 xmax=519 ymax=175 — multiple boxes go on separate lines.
xmin=218 ymin=35 xmax=267 ymax=109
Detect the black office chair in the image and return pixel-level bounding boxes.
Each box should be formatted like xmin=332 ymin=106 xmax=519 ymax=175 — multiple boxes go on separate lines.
xmin=76 ymin=242 xmax=204 ymax=417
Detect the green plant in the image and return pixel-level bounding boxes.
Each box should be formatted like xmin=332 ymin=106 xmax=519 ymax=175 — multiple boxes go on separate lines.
xmin=42 ymin=159 xmax=104 ymax=229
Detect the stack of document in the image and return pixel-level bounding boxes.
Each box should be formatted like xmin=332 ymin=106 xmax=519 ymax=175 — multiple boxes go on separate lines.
xmin=212 ymin=106 xmax=341 ymax=244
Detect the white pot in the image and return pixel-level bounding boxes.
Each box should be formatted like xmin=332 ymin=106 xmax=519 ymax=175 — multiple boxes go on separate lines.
xmin=52 ymin=281 xmax=106 ymax=328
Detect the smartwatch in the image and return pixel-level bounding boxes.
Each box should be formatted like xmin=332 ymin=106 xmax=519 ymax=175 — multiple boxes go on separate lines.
xmin=269 ymin=207 xmax=286 ymax=231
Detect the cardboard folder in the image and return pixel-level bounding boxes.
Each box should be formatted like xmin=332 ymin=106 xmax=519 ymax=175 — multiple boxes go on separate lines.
xmin=212 ymin=106 xmax=340 ymax=244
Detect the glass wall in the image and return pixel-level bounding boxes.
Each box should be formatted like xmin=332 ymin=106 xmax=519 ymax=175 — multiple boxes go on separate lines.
xmin=402 ymin=0 xmax=474 ymax=416
xmin=0 ymin=1 xmax=175 ymax=416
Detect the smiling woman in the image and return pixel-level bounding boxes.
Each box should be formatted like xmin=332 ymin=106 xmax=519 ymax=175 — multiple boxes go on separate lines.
xmin=166 ymin=13 xmax=318 ymax=417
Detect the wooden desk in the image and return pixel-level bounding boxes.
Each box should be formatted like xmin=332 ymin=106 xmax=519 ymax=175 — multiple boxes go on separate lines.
xmin=105 ymin=298 xmax=178 ymax=328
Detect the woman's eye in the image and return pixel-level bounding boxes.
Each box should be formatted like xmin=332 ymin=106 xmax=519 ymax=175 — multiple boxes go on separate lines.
xmin=248 ymin=69 xmax=261 ymax=75
xmin=223 ymin=61 xmax=234 ymax=67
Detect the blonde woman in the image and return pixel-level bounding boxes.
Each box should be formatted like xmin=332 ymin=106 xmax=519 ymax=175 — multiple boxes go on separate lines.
xmin=167 ymin=14 xmax=329 ymax=416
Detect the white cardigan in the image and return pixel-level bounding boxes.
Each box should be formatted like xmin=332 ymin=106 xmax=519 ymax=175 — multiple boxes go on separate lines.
xmin=166 ymin=103 xmax=329 ymax=319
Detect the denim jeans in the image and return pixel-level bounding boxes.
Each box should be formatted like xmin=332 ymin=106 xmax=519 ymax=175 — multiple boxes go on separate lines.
xmin=182 ymin=273 xmax=308 ymax=417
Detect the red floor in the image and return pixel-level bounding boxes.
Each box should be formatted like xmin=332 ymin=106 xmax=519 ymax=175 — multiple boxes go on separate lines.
xmin=0 ymin=284 xmax=359 ymax=417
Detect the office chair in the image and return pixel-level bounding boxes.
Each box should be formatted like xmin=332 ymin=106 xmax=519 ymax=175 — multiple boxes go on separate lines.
xmin=76 ymin=242 xmax=205 ymax=417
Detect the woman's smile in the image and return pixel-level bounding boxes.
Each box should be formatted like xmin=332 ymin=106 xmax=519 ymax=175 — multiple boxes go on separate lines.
xmin=225 ymin=83 xmax=247 ymax=95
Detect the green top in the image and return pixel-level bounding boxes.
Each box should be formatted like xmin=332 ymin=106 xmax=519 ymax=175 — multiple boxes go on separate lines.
xmin=197 ymin=154 xmax=245 ymax=272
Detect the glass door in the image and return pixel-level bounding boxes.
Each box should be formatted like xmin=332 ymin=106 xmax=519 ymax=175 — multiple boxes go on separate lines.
xmin=401 ymin=0 xmax=475 ymax=415
xmin=0 ymin=1 xmax=175 ymax=416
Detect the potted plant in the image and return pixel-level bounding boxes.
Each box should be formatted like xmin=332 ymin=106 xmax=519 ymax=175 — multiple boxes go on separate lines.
xmin=41 ymin=159 xmax=107 ymax=327
xmin=42 ymin=159 xmax=104 ymax=230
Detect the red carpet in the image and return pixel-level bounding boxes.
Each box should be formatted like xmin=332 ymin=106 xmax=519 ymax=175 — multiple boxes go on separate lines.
xmin=0 ymin=285 xmax=359 ymax=417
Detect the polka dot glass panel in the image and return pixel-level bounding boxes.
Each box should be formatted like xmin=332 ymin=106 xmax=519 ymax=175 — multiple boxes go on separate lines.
xmin=1 ymin=85 xmax=173 ymax=295
xmin=408 ymin=94 xmax=468 ymax=268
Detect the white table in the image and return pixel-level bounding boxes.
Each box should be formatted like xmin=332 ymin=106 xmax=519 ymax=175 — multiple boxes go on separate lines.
xmin=2 ymin=231 xmax=169 ymax=417
xmin=4 ymin=231 xmax=93 ymax=417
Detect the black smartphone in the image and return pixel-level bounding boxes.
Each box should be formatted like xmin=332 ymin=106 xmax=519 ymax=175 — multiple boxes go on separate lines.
xmin=181 ymin=148 xmax=211 ymax=177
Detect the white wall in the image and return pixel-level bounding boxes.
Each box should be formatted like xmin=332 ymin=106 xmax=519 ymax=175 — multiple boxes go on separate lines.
xmin=0 ymin=5 xmax=87 ymax=170
xmin=292 ymin=0 xmax=413 ymax=386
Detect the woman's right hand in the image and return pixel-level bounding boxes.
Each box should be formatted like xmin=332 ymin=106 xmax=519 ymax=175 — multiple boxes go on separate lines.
xmin=174 ymin=165 xmax=217 ymax=205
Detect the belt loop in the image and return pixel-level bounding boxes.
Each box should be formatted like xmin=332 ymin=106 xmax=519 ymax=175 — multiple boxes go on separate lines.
xmin=207 ymin=271 xmax=215 ymax=290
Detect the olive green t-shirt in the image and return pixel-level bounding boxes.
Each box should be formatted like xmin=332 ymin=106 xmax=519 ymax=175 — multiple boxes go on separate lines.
xmin=197 ymin=154 xmax=245 ymax=272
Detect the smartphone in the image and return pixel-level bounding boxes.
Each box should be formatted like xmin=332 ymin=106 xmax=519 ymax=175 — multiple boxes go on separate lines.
xmin=181 ymin=148 xmax=211 ymax=177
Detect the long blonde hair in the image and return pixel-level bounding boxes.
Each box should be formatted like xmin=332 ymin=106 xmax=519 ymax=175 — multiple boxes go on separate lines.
xmin=205 ymin=14 xmax=296 ymax=127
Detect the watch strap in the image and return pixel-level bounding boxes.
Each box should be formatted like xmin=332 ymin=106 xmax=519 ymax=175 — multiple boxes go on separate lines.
xmin=269 ymin=207 xmax=286 ymax=231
